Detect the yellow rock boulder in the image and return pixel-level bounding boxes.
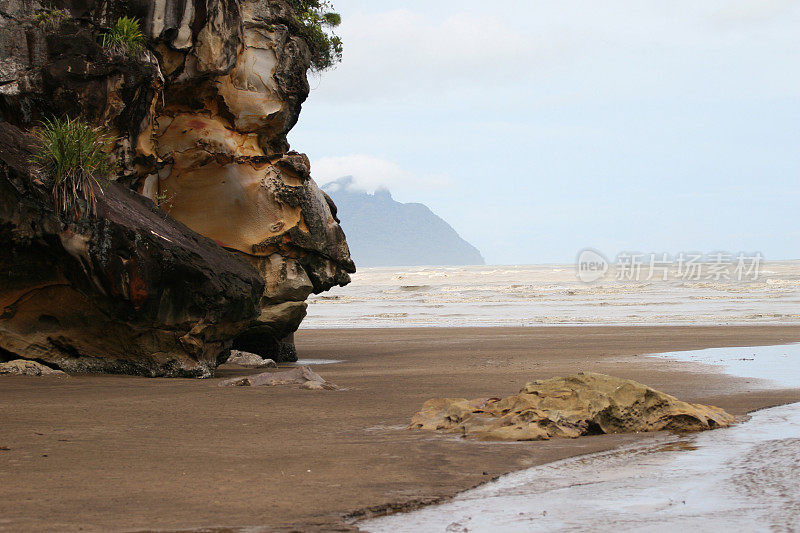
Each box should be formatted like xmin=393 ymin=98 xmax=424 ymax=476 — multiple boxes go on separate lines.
xmin=409 ymin=372 xmax=735 ymax=441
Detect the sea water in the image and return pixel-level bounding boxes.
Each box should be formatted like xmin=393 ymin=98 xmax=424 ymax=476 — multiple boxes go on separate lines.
xmin=302 ymin=261 xmax=800 ymax=328
xmin=360 ymin=343 xmax=800 ymax=532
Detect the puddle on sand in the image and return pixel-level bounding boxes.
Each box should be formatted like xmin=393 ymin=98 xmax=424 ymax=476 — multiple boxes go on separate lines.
xmin=290 ymin=359 xmax=343 ymax=366
xmin=360 ymin=344 xmax=800 ymax=532
xmin=648 ymin=343 xmax=800 ymax=388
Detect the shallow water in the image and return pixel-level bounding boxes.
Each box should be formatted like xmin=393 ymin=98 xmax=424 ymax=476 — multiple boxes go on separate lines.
xmin=361 ymin=344 xmax=800 ymax=532
xmin=292 ymin=359 xmax=343 ymax=366
xmin=303 ymin=262 xmax=800 ymax=328
xmin=651 ymin=343 xmax=800 ymax=388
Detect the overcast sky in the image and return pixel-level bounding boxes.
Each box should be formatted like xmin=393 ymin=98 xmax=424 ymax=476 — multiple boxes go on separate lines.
xmin=289 ymin=0 xmax=800 ymax=264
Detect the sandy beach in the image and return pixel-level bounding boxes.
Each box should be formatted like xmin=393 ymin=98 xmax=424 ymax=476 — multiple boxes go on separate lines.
xmin=2 ymin=325 xmax=800 ymax=532
xmin=1 ymin=1 xmax=796 ymax=531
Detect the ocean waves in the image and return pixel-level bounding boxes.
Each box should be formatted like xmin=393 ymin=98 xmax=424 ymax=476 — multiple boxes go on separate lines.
xmin=302 ymin=262 xmax=800 ymax=329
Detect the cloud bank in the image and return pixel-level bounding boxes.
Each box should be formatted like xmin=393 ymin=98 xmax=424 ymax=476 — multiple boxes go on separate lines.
xmin=312 ymin=155 xmax=453 ymax=194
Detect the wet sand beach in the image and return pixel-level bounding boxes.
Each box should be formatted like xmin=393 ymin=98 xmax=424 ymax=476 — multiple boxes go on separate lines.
xmin=2 ymin=326 xmax=800 ymax=532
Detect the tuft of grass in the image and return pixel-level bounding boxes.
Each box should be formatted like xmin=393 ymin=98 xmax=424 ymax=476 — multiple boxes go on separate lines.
xmin=31 ymin=117 xmax=114 ymax=218
xmin=155 ymin=187 xmax=175 ymax=210
xmin=288 ymin=0 xmax=342 ymax=71
xmin=34 ymin=6 xmax=68 ymax=30
xmin=101 ymin=16 xmax=146 ymax=55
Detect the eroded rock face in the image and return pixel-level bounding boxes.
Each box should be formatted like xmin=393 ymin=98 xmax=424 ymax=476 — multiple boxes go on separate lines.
xmin=136 ymin=0 xmax=354 ymax=360
xmin=0 ymin=123 xmax=264 ymax=376
xmin=0 ymin=0 xmax=353 ymax=371
xmin=410 ymin=372 xmax=735 ymax=441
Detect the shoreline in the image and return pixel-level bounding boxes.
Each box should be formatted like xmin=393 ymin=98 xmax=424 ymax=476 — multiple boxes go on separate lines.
xmin=362 ymin=401 xmax=800 ymax=531
xmin=300 ymin=321 xmax=800 ymax=329
xmin=1 ymin=326 xmax=799 ymax=531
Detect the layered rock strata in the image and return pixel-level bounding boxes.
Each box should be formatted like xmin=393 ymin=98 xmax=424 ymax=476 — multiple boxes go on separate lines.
xmin=0 ymin=0 xmax=353 ymax=374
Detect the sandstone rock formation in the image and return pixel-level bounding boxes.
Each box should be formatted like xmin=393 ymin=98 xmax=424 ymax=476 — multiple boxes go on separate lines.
xmin=409 ymin=372 xmax=735 ymax=441
xmin=0 ymin=359 xmax=67 ymax=376
xmin=226 ymin=350 xmax=277 ymax=368
xmin=1 ymin=122 xmax=264 ymax=376
xmin=0 ymin=0 xmax=353 ymax=375
xmin=219 ymin=365 xmax=338 ymax=389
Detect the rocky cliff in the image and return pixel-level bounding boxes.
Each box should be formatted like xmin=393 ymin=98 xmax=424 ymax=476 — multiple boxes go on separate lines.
xmin=0 ymin=0 xmax=354 ymax=376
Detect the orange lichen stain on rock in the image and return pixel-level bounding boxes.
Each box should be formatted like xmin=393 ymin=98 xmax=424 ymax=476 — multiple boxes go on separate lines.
xmin=126 ymin=258 xmax=149 ymax=311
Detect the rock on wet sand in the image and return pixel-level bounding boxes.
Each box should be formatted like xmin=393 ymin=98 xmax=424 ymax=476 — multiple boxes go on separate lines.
xmin=0 ymin=360 xmax=67 ymax=377
xmin=225 ymin=351 xmax=277 ymax=368
xmin=219 ymin=365 xmax=339 ymax=390
xmin=410 ymin=372 xmax=735 ymax=440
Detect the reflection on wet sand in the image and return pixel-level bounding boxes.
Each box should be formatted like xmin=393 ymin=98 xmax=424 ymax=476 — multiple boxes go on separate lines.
xmin=362 ymin=344 xmax=800 ymax=532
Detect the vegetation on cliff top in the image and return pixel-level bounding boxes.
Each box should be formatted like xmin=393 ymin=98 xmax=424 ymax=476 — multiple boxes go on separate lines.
xmin=31 ymin=117 xmax=113 ymax=217
xmin=288 ymin=0 xmax=343 ymax=71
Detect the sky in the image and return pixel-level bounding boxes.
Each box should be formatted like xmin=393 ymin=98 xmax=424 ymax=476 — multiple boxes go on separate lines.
xmin=289 ymin=0 xmax=800 ymax=265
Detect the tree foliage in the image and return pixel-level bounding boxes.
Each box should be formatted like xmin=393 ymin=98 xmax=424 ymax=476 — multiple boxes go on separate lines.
xmin=288 ymin=0 xmax=343 ymax=71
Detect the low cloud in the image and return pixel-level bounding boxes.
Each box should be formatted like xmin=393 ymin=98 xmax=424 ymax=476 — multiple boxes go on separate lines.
xmin=311 ymin=154 xmax=453 ymax=193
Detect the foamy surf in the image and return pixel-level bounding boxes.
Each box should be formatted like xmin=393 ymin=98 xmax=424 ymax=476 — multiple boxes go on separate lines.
xmin=302 ymin=262 xmax=800 ymax=329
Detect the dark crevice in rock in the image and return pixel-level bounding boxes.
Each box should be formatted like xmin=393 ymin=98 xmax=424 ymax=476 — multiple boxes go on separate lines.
xmin=0 ymin=345 xmax=19 ymax=363
xmin=231 ymin=332 xmax=298 ymax=363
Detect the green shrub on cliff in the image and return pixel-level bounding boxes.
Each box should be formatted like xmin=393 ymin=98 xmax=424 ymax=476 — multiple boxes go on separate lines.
xmin=34 ymin=7 xmax=68 ymax=30
xmin=101 ymin=16 xmax=146 ymax=55
xmin=289 ymin=0 xmax=343 ymax=71
xmin=31 ymin=117 xmax=114 ymax=217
